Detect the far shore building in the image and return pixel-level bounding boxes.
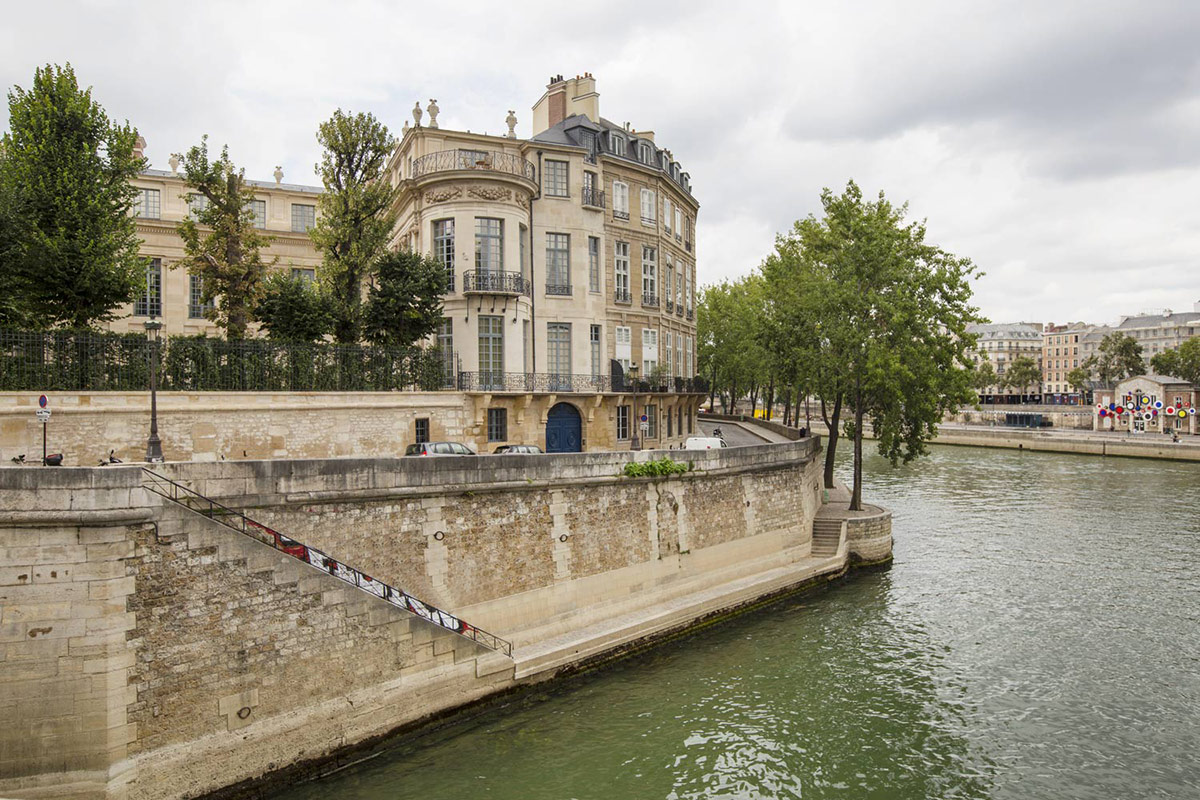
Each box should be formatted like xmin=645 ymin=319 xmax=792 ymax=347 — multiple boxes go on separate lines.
xmin=1093 ymin=374 xmax=1197 ymax=436
xmin=1113 ymin=303 xmax=1200 ymax=366
xmin=109 ymin=73 xmax=704 ymax=454
xmin=968 ymin=322 xmax=1043 ymax=403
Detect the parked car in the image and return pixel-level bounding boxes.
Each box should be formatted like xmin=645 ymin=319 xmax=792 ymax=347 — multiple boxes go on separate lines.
xmin=492 ymin=444 xmax=543 ymax=454
xmin=404 ymin=442 xmax=477 ymax=456
xmin=683 ymin=436 xmax=727 ymax=450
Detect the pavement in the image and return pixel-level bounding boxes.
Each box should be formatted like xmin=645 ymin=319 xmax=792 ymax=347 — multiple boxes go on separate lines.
xmin=698 ymin=419 xmax=790 ymax=446
xmin=938 ymin=421 xmax=1200 ymax=448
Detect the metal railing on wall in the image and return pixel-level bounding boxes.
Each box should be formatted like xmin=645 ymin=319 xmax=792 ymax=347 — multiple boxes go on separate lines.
xmin=457 ymin=371 xmax=709 ymax=395
xmin=142 ymin=468 xmax=512 ymax=657
xmin=0 ymin=330 xmax=450 ymax=393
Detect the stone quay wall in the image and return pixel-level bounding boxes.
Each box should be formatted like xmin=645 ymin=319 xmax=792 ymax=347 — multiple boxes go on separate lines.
xmin=844 ymin=506 xmax=893 ymax=564
xmin=0 ymin=390 xmax=699 ymax=466
xmin=0 ymin=436 xmax=860 ymax=800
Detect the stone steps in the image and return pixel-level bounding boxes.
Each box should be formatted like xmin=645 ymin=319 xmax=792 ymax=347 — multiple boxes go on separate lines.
xmin=810 ymin=518 xmax=843 ymax=557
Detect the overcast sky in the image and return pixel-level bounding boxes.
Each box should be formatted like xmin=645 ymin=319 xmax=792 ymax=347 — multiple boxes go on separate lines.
xmin=3 ymin=0 xmax=1198 ymax=326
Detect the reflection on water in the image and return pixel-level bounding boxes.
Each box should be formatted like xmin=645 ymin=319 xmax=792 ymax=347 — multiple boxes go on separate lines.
xmin=274 ymin=445 xmax=1200 ymax=800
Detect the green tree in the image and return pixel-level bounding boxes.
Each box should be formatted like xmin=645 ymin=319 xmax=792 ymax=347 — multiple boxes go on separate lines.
xmin=310 ymin=110 xmax=398 ymax=343
xmin=363 ymin=249 xmax=445 ymax=349
xmin=0 ymin=63 xmax=145 ymax=328
xmin=697 ymin=278 xmax=766 ymax=414
xmin=1066 ymin=366 xmax=1091 ymax=404
xmin=972 ymin=358 xmax=996 ymax=402
xmin=254 ymin=272 xmax=332 ymax=342
xmin=175 ymin=137 xmax=275 ymax=340
xmin=1082 ymin=332 xmax=1144 ymax=385
xmin=763 ymin=181 xmax=982 ymax=509
xmin=1002 ymin=355 xmax=1041 ymax=401
xmin=1150 ymin=338 xmax=1200 ymax=386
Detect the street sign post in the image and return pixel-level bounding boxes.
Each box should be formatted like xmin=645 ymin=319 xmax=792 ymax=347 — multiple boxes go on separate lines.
xmin=35 ymin=399 xmax=50 ymax=464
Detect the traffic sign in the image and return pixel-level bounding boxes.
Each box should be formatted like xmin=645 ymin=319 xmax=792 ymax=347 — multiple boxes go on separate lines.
xmin=640 ymin=414 xmax=648 ymax=422
xmin=640 ymin=421 xmax=650 ymax=432
xmin=38 ymin=395 xmax=48 ymax=409
xmin=35 ymin=408 xmax=51 ymax=423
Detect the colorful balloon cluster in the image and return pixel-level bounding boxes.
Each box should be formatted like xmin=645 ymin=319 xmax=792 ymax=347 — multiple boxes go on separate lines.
xmin=1098 ymin=398 xmax=1194 ymax=419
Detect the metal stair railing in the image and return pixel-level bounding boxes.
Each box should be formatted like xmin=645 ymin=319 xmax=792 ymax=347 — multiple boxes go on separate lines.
xmin=141 ymin=468 xmax=512 ymax=657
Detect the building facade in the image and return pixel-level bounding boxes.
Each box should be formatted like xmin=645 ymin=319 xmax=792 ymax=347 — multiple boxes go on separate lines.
xmin=1093 ymin=375 xmax=1197 ymax=436
xmin=1114 ymin=304 xmax=1200 ymax=365
xmin=1041 ymin=322 xmax=1090 ymax=401
xmin=115 ymin=153 xmax=323 ymax=336
xmin=968 ymin=322 xmax=1043 ymax=403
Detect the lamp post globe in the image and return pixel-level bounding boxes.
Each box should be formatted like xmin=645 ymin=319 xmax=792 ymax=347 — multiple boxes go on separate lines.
xmin=144 ymin=319 xmax=164 ymax=463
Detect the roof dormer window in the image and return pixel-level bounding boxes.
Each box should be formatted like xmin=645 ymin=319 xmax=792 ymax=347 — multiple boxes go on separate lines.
xmin=639 ymin=142 xmax=653 ymax=163
xmin=610 ymin=133 xmax=625 ymax=156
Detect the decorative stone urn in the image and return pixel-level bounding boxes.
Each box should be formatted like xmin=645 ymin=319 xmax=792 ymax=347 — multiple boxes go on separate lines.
xmin=427 ymin=99 xmax=440 ymax=129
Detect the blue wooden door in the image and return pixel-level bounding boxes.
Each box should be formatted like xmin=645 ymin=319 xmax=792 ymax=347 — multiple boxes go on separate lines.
xmin=546 ymin=403 xmax=582 ymax=453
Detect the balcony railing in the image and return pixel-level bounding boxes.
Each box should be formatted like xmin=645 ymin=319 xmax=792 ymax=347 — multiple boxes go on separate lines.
xmin=412 ymin=150 xmax=536 ymax=182
xmin=686 ymin=308 xmax=694 ymax=321
xmin=458 ymin=371 xmax=709 ymax=394
xmin=444 ymin=270 xmax=455 ymax=293
xmin=676 ymin=303 xmax=684 ymax=317
xmin=614 ymin=288 xmax=632 ymax=304
xmin=613 ymin=209 xmax=630 ymax=221
xmin=665 ymin=299 xmax=674 ymax=313
xmin=641 ymin=216 xmax=656 ymax=226
xmin=685 ymin=239 xmax=693 ymax=252
xmin=546 ymin=283 xmax=572 ymax=296
xmin=581 ymin=187 xmax=605 ymax=209
xmin=642 ymin=291 xmax=659 ymax=308
xmin=461 ymin=270 xmax=531 ymax=296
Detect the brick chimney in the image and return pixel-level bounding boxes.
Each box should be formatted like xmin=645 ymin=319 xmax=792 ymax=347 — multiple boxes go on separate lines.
xmin=531 ymin=72 xmax=600 ymax=136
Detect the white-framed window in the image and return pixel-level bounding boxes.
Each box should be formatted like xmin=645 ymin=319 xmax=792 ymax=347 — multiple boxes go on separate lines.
xmin=247 ymin=198 xmax=266 ymax=229
xmin=639 ymin=142 xmax=653 ymax=163
xmin=135 ymin=258 xmax=162 ymax=317
xmin=617 ymin=405 xmax=630 ymax=440
xmin=591 ymin=324 xmax=602 ymax=378
xmin=588 ymin=236 xmax=600 ymax=293
xmin=640 ymin=188 xmax=656 ymax=224
xmin=188 ymin=274 xmax=213 ymax=319
xmin=665 ymin=257 xmax=674 ymax=307
xmin=685 ymin=336 xmax=693 ymax=378
xmin=188 ymin=194 xmax=209 ymax=220
xmin=642 ymin=328 xmax=658 ymax=374
xmin=613 ymin=181 xmax=629 ymax=218
xmin=438 ymin=319 xmax=454 ymax=384
xmin=291 ymin=267 xmax=315 ymax=283
xmin=546 ymin=232 xmax=570 ymax=294
xmin=664 ymin=198 xmax=672 ymax=233
xmin=547 ymin=323 xmax=571 ymax=381
xmin=291 ymin=203 xmax=315 ymax=232
xmin=614 ymin=241 xmax=630 ymax=298
xmin=616 ymin=325 xmax=632 ymax=369
xmin=433 ymin=218 xmax=455 ymax=289
xmin=642 ymin=246 xmax=657 ymax=299
xmin=475 ymin=217 xmax=503 ymax=272
xmin=676 ymin=335 xmax=684 ymax=378
xmin=134 ymin=188 xmax=161 ymax=219
xmin=685 ymin=268 xmax=692 ymax=313
xmin=610 ymin=133 xmax=626 ymax=157
xmin=544 ymin=159 xmax=568 ymax=197
xmin=675 ymin=208 xmax=683 ymax=240
xmin=665 ymin=331 xmax=673 ymax=375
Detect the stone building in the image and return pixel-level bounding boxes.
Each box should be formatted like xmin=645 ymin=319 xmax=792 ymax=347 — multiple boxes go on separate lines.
xmin=1113 ymin=303 xmax=1200 ymax=365
xmin=114 ymin=148 xmax=323 ymax=336
xmin=968 ymin=322 xmax=1043 ymax=403
xmin=1041 ymin=322 xmax=1094 ymax=402
xmin=1094 ymin=374 xmax=1197 ymax=436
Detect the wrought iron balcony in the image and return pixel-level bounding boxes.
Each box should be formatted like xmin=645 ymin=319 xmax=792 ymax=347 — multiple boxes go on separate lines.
xmin=546 ymin=283 xmax=572 ymax=296
xmin=676 ymin=303 xmax=684 ymax=317
xmin=412 ymin=150 xmax=536 ymax=182
xmin=686 ymin=308 xmax=694 ymax=321
xmin=581 ymin=188 xmax=605 ymax=209
xmin=665 ymin=299 xmax=674 ymax=313
xmin=613 ymin=209 xmax=630 ymax=221
xmin=614 ymin=288 xmax=632 ymax=304
xmin=685 ymin=239 xmax=693 ymax=253
xmin=642 ymin=291 xmax=659 ymax=308
xmin=461 ymin=270 xmax=531 ymax=296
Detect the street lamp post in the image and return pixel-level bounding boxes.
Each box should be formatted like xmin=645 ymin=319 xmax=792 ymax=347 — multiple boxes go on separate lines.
xmin=628 ymin=362 xmax=640 ymax=451
xmin=144 ymin=319 xmax=164 ymax=463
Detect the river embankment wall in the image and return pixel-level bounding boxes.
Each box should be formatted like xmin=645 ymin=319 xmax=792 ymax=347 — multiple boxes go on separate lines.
xmin=0 ymin=436 xmax=878 ymax=800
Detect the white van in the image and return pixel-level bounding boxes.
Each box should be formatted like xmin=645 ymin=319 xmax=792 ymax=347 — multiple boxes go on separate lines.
xmin=684 ymin=436 xmax=727 ymax=450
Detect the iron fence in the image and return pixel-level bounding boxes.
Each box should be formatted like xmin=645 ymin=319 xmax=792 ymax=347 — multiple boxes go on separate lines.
xmin=581 ymin=187 xmax=606 ymax=208
xmin=613 ymin=288 xmax=632 ymax=304
xmin=0 ymin=330 xmax=448 ymax=392
xmin=411 ymin=150 xmax=536 ymax=182
xmin=457 ymin=370 xmax=709 ymax=395
xmin=142 ymin=469 xmax=512 ymax=656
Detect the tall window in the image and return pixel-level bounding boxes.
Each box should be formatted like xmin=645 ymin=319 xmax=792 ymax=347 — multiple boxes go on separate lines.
xmin=590 ymin=324 xmax=602 ymax=379
xmin=188 ymin=194 xmax=209 ymax=220
xmin=642 ymin=246 xmax=657 ymax=300
xmin=437 ymin=319 xmax=454 ymax=385
xmin=684 ymin=269 xmax=691 ymax=313
xmin=291 ymin=267 xmax=316 ymax=283
xmin=458 ymin=149 xmax=490 ymax=168
xmin=583 ymin=171 xmax=597 ymax=205
xmin=642 ymin=328 xmax=658 ymax=375
xmin=433 ymin=219 xmax=455 ymax=288
xmin=645 ymin=404 xmax=657 ymax=438
xmin=546 ymin=233 xmax=571 ymax=294
xmin=544 ymin=160 xmax=568 ymax=197
xmin=519 ymin=224 xmax=528 ymax=280
xmin=475 ymin=218 xmax=503 ymax=272
xmin=487 ymin=408 xmax=508 ymax=442
xmin=588 ymin=237 xmax=600 ymax=292
xmin=414 ymin=418 xmax=430 ymax=444
xmin=666 ymin=258 xmax=674 ymax=308
xmin=135 ymin=259 xmax=162 ymax=317
xmin=665 ymin=332 xmax=673 ymax=376
xmin=548 ymin=323 xmax=571 ymax=389
xmin=523 ymin=320 xmax=531 ymax=374
xmin=613 ymin=181 xmax=629 ymax=219
xmin=291 ymin=204 xmax=315 ymax=232
xmin=478 ymin=316 xmax=504 ymax=388
xmin=616 ymin=405 xmax=630 ymax=440
xmin=134 ymin=188 xmax=160 ymax=219
xmin=639 ymin=142 xmax=653 ymax=163
xmin=676 ymin=335 xmax=684 ymax=378
xmin=685 ymin=336 xmax=693 ymax=379
xmin=640 ymin=189 xmax=656 ymax=224
xmin=675 ymin=207 xmax=683 ymax=239
xmin=248 ymin=199 xmax=266 ymax=229
xmin=664 ymin=198 xmax=672 ymax=233
xmin=610 ymin=134 xmax=626 ymax=157
xmin=188 ymin=274 xmax=214 ymax=319
xmin=616 ymin=326 xmax=632 ymax=370
xmin=614 ymin=241 xmax=630 ymax=299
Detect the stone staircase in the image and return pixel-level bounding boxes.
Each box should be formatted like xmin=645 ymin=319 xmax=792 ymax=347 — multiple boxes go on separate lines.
xmin=810 ymin=518 xmax=844 ymax=557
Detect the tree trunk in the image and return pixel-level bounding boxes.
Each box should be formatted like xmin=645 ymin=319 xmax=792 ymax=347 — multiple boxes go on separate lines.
xmin=766 ymin=376 xmax=775 ymax=420
xmin=822 ymin=394 xmax=842 ymax=489
xmin=783 ymin=388 xmax=792 ymax=427
xmin=851 ymin=392 xmax=864 ymax=511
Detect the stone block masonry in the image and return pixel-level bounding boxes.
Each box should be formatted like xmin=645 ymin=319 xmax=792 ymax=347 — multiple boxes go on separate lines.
xmin=0 ymin=434 xmax=884 ymax=799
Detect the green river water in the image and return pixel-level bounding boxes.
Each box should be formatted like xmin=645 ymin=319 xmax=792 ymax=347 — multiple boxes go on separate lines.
xmin=274 ymin=445 xmax=1200 ymax=799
